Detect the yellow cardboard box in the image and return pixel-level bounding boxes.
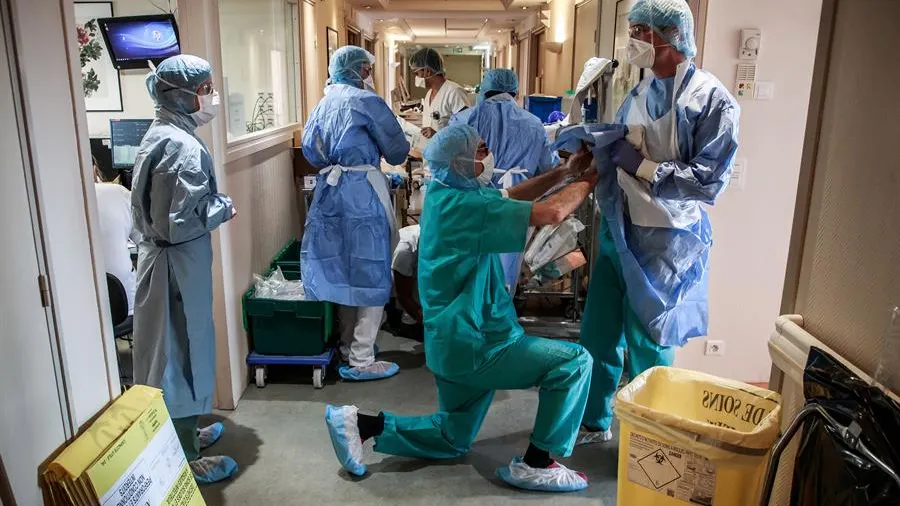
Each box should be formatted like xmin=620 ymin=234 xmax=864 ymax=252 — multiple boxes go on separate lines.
xmin=42 ymin=386 xmax=205 ymax=506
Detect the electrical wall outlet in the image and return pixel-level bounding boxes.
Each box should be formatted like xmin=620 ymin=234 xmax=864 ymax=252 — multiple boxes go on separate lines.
xmin=705 ymin=340 xmax=726 ymax=356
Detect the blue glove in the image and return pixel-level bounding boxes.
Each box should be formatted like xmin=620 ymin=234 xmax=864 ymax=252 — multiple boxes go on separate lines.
xmin=388 ymin=172 xmax=406 ymax=189
xmin=610 ymin=139 xmax=644 ymax=176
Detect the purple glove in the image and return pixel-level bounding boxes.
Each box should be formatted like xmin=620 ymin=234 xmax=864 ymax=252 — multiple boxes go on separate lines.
xmin=610 ymin=139 xmax=644 ymax=176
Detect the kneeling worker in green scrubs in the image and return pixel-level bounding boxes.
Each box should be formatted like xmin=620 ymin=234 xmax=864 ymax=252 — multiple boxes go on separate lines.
xmin=325 ymin=124 xmax=598 ymax=492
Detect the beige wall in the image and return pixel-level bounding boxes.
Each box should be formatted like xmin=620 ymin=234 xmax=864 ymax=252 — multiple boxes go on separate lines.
xmin=543 ymin=0 xmax=576 ymax=95
xmin=673 ymin=0 xmax=823 ymax=382
xmin=301 ymin=0 xmax=319 ymax=119
xmin=571 ymin=0 xmax=599 ymax=85
xmin=316 ymin=0 xmax=344 ymax=95
xmin=514 ymin=0 xmax=598 ymax=97
xmin=219 ymin=145 xmax=300 ymax=401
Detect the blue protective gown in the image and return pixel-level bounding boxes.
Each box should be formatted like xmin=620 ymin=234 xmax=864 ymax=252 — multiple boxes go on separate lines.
xmin=607 ymin=63 xmax=740 ymax=347
xmin=131 ymin=108 xmax=234 ymax=420
xmin=566 ymin=62 xmax=739 ymax=431
xmin=450 ymin=94 xmax=560 ymax=289
xmin=450 ymin=94 xmax=559 ymax=187
xmin=301 ymin=84 xmax=410 ymax=307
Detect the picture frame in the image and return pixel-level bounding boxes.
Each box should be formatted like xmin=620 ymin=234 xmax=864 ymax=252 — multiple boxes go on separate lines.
xmin=325 ymin=27 xmax=339 ymax=77
xmin=74 ymin=1 xmax=123 ymax=112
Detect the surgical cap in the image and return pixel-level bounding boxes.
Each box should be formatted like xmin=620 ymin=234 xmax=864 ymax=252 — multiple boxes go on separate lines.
xmin=628 ymin=0 xmax=697 ymax=58
xmin=146 ymin=54 xmax=212 ymax=115
xmin=409 ymin=48 xmax=445 ymax=75
xmin=480 ymin=69 xmax=518 ymax=99
xmin=329 ymin=45 xmax=375 ymax=88
xmin=425 ymin=124 xmax=481 ymax=190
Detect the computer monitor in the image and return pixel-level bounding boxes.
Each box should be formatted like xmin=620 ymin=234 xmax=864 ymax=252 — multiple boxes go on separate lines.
xmin=97 ymin=14 xmax=181 ymax=70
xmin=110 ymin=119 xmax=153 ymax=169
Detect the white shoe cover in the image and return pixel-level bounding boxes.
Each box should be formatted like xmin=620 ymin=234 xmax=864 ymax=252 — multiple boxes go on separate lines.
xmin=575 ymin=427 xmax=613 ymax=446
xmin=496 ymin=457 xmax=589 ymax=492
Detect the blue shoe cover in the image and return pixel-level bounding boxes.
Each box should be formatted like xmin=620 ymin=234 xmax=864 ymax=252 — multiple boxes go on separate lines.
xmin=199 ymin=422 xmax=225 ymax=450
xmin=190 ymin=456 xmax=238 ymax=485
xmin=324 ymin=405 xmax=367 ymax=476
xmin=496 ymin=457 xmax=588 ymax=492
xmin=338 ymin=361 xmax=399 ymax=381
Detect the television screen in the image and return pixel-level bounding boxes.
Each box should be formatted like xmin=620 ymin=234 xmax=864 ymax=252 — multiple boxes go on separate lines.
xmin=98 ymin=14 xmax=181 ymax=70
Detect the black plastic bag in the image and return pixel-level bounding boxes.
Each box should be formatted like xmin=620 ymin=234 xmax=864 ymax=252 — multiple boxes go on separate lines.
xmin=790 ymin=347 xmax=900 ymax=505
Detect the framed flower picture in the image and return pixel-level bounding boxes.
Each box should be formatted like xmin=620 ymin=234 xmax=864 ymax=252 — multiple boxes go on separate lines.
xmin=74 ymin=2 xmax=123 ymax=112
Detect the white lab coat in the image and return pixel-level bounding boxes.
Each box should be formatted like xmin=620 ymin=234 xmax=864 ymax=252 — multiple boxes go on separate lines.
xmin=391 ymin=224 xmax=421 ymax=325
xmin=391 ymin=224 xmax=420 ymax=277
xmin=421 ymin=80 xmax=471 ymax=131
xmin=94 ymin=183 xmax=138 ymax=314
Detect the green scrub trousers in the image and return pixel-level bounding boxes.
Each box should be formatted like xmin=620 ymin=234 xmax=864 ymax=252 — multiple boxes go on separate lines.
xmin=579 ymin=219 xmax=675 ymax=431
xmin=373 ymin=335 xmax=593 ymax=458
xmin=173 ymin=415 xmax=200 ymax=461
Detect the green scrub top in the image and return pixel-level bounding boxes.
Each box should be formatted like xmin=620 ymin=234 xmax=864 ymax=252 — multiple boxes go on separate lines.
xmin=418 ymin=182 xmax=533 ymax=378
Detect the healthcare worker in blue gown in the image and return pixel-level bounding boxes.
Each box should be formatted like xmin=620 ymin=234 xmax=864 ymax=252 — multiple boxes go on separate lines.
xmin=301 ymin=46 xmax=410 ymax=381
xmin=131 ymin=54 xmax=238 ymax=484
xmin=450 ymin=69 xmax=560 ymax=293
xmin=574 ymin=0 xmax=740 ymax=445
xmin=323 ymin=124 xmax=601 ymax=493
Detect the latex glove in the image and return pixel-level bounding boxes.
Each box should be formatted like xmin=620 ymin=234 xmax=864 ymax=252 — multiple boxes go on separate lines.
xmin=610 ymin=139 xmax=643 ymax=175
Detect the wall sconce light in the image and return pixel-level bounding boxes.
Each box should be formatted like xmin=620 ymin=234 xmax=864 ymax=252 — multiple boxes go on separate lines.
xmin=542 ymin=41 xmax=563 ymax=53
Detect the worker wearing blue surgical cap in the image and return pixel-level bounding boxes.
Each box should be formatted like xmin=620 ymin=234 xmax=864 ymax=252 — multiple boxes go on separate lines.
xmin=323 ymin=125 xmax=604 ymax=492
xmin=451 ymin=68 xmax=561 ymax=293
xmin=301 ymin=46 xmax=410 ymax=382
xmin=574 ymin=0 xmax=741 ymax=446
xmin=131 ymin=54 xmax=238 ymax=484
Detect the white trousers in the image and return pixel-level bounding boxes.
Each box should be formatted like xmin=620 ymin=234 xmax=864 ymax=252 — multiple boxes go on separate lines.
xmin=338 ymin=305 xmax=384 ymax=367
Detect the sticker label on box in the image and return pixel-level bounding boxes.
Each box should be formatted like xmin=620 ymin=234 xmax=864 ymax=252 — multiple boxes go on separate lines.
xmin=627 ymin=432 xmax=717 ymax=505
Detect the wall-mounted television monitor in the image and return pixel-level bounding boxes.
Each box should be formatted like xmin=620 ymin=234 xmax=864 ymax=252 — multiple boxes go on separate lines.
xmin=97 ymin=14 xmax=181 ymax=70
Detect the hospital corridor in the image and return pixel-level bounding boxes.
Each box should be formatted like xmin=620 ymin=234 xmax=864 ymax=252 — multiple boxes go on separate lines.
xmin=1 ymin=0 xmax=898 ymax=505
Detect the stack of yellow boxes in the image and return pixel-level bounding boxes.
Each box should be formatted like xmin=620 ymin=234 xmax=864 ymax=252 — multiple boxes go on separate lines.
xmin=42 ymin=385 xmax=205 ymax=506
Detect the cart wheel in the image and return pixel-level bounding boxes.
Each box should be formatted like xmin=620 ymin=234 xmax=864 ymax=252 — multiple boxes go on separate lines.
xmin=255 ymin=366 xmax=266 ymax=388
xmin=313 ymin=368 xmax=324 ymax=389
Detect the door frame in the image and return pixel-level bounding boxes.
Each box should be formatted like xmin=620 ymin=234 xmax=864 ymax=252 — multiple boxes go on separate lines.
xmin=529 ymin=28 xmax=545 ymax=94
xmin=0 ymin=0 xmax=73 ymax=436
xmin=779 ymin=0 xmax=839 ymax=314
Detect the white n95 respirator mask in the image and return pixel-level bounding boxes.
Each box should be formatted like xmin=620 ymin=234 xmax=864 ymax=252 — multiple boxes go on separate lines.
xmin=191 ymin=91 xmax=220 ymax=126
xmin=626 ymin=38 xmax=656 ymax=68
xmin=415 ymin=76 xmax=426 ymax=88
xmin=476 ymin=152 xmax=495 ymax=186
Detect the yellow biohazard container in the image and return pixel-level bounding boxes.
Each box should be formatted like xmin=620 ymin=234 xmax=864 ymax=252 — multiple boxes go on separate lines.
xmin=614 ymin=367 xmax=782 ymax=506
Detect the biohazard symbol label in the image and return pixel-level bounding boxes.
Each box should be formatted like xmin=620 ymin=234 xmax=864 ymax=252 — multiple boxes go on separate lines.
xmin=638 ymin=449 xmax=682 ymax=489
